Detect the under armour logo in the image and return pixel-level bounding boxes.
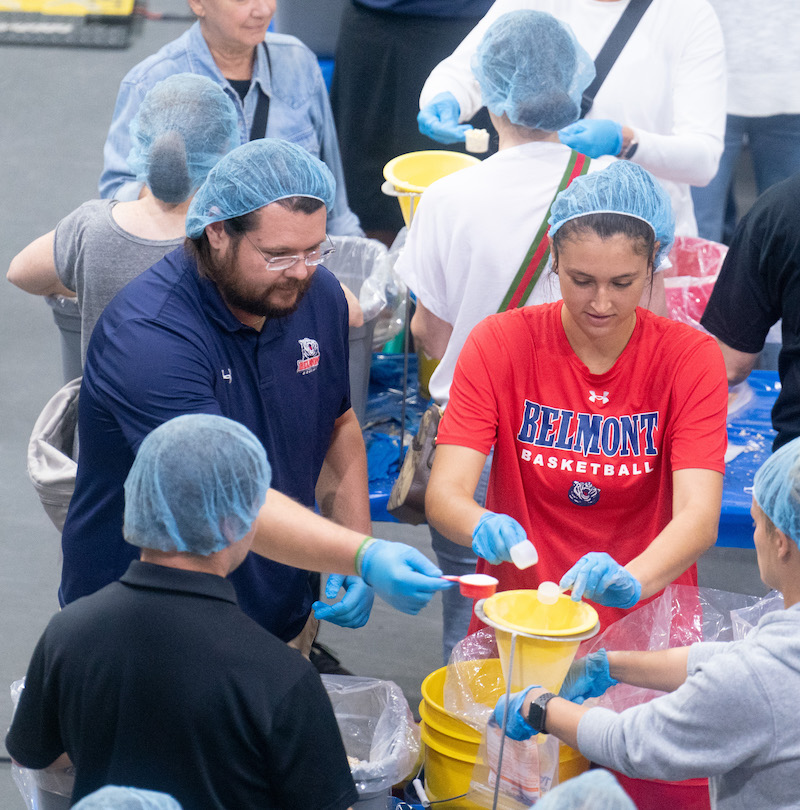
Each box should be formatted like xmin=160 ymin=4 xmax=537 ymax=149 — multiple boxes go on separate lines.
xmin=588 ymin=390 xmax=609 ymax=404
xmin=221 ymin=368 xmax=232 ymax=383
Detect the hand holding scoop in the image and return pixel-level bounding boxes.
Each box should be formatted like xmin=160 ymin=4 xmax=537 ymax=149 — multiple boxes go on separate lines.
xmin=441 ymin=573 xmax=499 ymax=598
xmin=536 ymin=581 xmax=564 ymax=605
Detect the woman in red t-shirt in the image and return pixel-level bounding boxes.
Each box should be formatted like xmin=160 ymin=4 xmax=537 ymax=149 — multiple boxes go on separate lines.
xmin=426 ymin=161 xmax=728 ymax=632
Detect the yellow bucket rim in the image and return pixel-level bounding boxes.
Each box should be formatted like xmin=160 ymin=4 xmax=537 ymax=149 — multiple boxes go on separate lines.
xmin=382 ymin=150 xmax=481 ymax=194
xmin=418 ymin=699 xmax=482 ymax=744
xmin=419 ymin=721 xmax=477 ymax=764
xmin=480 ymin=590 xmax=599 ymax=638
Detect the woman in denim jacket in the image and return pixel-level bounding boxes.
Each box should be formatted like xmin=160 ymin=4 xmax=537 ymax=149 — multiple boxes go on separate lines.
xmin=99 ymin=0 xmax=362 ymax=237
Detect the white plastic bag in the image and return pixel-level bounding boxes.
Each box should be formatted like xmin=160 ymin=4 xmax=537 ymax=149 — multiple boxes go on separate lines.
xmin=27 ymin=377 xmax=81 ymax=533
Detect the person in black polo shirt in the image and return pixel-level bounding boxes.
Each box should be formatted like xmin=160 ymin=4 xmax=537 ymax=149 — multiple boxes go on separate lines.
xmin=7 ymin=414 xmax=359 ymax=810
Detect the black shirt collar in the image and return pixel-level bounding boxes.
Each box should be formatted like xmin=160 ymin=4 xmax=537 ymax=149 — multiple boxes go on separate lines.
xmin=120 ymin=560 xmax=239 ymax=605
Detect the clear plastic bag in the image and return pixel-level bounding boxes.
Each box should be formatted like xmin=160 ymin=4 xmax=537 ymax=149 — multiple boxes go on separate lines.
xmin=324 ymin=236 xmax=391 ymax=324
xmin=470 ymin=720 xmax=559 ymax=810
xmin=443 ymin=630 xmax=559 ymax=807
xmin=731 ymin=589 xmax=784 ymax=640
xmin=10 ymin=679 xmax=75 ymax=808
xmin=662 ymin=235 xmax=728 ymax=332
xmin=321 ymin=675 xmax=420 ymax=796
xmin=577 ymin=585 xmax=770 ymax=713
xmin=371 ymin=236 xmax=409 ymax=351
xmin=443 ymin=629 xmax=501 ymax=732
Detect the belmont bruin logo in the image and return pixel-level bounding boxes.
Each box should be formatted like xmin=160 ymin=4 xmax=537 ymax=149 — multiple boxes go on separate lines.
xmin=297 ymin=338 xmax=320 ymax=375
xmin=568 ymin=481 xmax=601 ymax=506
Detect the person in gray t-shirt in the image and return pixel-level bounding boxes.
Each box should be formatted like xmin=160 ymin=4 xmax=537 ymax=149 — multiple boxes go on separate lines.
xmin=493 ymin=435 xmax=800 ymax=810
xmin=7 ymin=73 xmax=238 ymax=365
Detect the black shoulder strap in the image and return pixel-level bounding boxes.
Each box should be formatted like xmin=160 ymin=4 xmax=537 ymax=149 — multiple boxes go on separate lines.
xmin=580 ymin=0 xmax=654 ymax=119
xmin=249 ymin=42 xmax=272 ymax=141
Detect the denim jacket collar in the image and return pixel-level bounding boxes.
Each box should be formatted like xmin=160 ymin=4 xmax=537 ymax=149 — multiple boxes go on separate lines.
xmin=186 ymin=22 xmax=272 ymax=99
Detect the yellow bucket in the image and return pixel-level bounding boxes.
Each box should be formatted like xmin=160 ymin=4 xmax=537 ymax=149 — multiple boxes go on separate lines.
xmin=419 ymin=663 xmax=589 ymax=807
xmin=480 ymin=590 xmax=599 ymax=694
xmin=382 ymin=150 xmax=481 ymax=226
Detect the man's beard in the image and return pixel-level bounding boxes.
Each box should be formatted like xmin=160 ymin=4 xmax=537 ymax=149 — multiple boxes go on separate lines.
xmin=205 ymin=244 xmax=313 ymax=319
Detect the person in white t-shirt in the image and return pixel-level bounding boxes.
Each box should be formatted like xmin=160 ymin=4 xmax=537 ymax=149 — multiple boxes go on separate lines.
xmin=396 ymin=10 xmax=671 ymax=663
xmin=417 ymin=0 xmax=726 ymax=236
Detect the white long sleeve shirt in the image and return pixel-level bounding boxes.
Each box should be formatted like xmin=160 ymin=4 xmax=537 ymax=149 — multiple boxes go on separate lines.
xmin=420 ymin=0 xmax=727 ymax=235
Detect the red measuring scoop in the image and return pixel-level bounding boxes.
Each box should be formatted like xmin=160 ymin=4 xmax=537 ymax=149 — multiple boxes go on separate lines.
xmin=441 ymin=574 xmax=499 ymax=599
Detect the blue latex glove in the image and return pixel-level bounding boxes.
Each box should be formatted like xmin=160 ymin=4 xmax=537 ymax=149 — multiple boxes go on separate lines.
xmin=361 ymin=539 xmax=452 ymax=615
xmin=560 ymin=552 xmax=642 ymax=608
xmin=312 ymin=574 xmax=374 ymax=628
xmin=559 ymin=649 xmax=618 ymax=704
xmin=558 ymin=119 xmax=623 ymax=159
xmin=471 ymin=512 xmax=528 ymax=565
xmin=492 ymin=686 xmax=540 ymax=741
xmin=417 ymin=92 xmax=472 ymax=144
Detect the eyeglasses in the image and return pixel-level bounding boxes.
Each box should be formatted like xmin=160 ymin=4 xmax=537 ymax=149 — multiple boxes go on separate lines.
xmin=243 ymin=233 xmax=335 ymax=272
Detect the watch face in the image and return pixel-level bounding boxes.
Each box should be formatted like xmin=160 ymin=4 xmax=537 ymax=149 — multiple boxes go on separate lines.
xmin=527 ymin=692 xmax=556 ymax=734
xmin=527 ymin=701 xmax=546 ymax=733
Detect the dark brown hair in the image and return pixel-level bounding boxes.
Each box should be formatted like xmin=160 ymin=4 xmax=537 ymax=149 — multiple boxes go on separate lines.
xmin=185 ymin=196 xmax=325 ymax=276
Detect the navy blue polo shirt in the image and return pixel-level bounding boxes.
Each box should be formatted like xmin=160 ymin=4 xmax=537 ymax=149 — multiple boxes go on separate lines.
xmin=60 ymin=246 xmax=350 ymax=640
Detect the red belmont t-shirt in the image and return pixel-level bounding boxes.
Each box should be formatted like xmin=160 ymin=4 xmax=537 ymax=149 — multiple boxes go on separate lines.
xmin=438 ymin=303 xmax=728 ymax=631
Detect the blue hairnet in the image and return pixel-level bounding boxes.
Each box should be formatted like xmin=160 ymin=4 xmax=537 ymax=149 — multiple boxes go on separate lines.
xmin=549 ymin=161 xmax=676 ymax=267
xmin=127 ymin=74 xmax=238 ymax=204
xmin=185 ymin=138 xmax=336 ymax=238
xmin=123 ymin=414 xmax=271 ymax=555
xmin=72 ymin=786 xmax=183 ymax=810
xmin=471 ymin=10 xmax=594 ymax=131
xmin=536 ymin=770 xmax=636 ymax=809
xmin=753 ymin=435 xmax=800 ymax=546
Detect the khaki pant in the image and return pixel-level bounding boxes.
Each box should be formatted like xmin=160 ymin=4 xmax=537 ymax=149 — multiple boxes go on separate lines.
xmin=287 ymin=613 xmax=319 ymax=658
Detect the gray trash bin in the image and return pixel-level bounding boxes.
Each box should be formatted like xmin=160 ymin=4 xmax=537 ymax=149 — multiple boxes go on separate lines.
xmin=325 ymin=237 xmax=391 ymax=425
xmin=45 ymin=295 xmax=82 ymax=385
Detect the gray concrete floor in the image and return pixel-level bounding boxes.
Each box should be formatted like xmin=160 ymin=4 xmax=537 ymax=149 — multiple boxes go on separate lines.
xmin=0 ymin=6 xmax=766 ymax=809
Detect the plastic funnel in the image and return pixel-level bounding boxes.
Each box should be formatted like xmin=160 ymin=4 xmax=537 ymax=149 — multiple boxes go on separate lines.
xmin=477 ymin=590 xmax=599 ymax=693
xmin=382 ymin=150 xmax=480 ymax=226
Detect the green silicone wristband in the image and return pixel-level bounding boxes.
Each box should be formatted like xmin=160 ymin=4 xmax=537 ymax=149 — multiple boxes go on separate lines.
xmin=354 ymin=536 xmax=377 ymax=578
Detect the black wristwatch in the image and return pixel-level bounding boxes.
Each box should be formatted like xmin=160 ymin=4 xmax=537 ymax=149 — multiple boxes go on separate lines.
xmin=526 ymin=691 xmax=557 ymax=734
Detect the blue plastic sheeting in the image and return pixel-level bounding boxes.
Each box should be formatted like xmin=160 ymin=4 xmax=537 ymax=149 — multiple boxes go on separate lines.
xmin=719 ymin=370 xmax=779 ymax=548
xmin=365 ymin=353 xmax=429 ymax=522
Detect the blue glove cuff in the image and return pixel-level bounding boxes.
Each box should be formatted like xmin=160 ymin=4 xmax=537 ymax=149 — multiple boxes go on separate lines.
xmin=356 ymin=536 xmax=380 ymax=580
xmin=619 ymin=577 xmax=642 ymax=609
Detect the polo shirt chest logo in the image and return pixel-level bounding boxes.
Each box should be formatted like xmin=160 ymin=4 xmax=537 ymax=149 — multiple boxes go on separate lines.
xmin=297 ymin=337 xmax=320 ymax=375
